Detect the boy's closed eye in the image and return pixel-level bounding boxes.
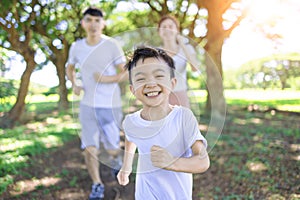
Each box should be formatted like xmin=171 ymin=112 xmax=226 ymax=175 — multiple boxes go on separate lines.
xmin=155 ymin=74 xmax=165 ymax=78
xmin=135 ymin=77 xmax=145 ymax=82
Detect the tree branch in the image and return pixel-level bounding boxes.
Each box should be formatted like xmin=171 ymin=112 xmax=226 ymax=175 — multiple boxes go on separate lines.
xmin=145 ymin=1 xmax=160 ymax=13
xmin=223 ymin=6 xmax=248 ymax=38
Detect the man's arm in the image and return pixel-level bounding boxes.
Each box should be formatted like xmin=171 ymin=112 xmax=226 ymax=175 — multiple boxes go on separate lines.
xmin=93 ymin=63 xmax=128 ymax=83
xmin=151 ymin=140 xmax=210 ymax=173
xmin=66 ymin=63 xmax=82 ymax=96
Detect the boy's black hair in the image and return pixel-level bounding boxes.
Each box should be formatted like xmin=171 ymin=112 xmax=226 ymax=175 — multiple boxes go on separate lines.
xmin=125 ymin=46 xmax=175 ymax=84
xmin=83 ymin=7 xmax=104 ymax=17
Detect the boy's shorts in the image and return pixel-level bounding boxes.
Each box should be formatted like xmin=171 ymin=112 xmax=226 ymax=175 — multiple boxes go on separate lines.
xmin=79 ymin=104 xmax=123 ymax=150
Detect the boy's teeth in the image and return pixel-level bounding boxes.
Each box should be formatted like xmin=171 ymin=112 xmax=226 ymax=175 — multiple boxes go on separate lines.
xmin=147 ymin=92 xmax=159 ymax=96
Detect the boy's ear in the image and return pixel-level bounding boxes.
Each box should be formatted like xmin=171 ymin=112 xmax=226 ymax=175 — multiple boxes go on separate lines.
xmin=171 ymin=77 xmax=177 ymax=90
xmin=129 ymin=85 xmax=135 ymax=94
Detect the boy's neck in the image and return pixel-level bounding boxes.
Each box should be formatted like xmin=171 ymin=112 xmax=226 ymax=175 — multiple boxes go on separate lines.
xmin=141 ymin=105 xmax=173 ymax=121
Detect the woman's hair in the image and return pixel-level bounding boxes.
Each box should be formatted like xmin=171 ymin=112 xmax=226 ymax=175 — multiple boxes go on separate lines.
xmin=158 ymin=15 xmax=180 ymax=31
xmin=125 ymin=46 xmax=175 ymax=84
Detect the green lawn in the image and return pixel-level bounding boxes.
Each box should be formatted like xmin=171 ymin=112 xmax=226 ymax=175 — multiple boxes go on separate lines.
xmin=224 ymin=89 xmax=300 ymax=112
xmin=0 ymin=101 xmax=79 ymax=195
xmin=188 ymin=89 xmax=300 ymax=112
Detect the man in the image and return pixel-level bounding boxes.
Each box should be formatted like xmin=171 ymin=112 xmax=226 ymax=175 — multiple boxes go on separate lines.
xmin=66 ymin=7 xmax=127 ymax=200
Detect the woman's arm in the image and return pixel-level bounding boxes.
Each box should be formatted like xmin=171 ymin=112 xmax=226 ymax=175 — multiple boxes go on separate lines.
xmin=177 ymin=35 xmax=200 ymax=72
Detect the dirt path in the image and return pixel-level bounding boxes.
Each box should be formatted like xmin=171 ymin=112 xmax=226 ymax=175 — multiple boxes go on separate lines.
xmin=1 ymin=138 xmax=135 ymax=200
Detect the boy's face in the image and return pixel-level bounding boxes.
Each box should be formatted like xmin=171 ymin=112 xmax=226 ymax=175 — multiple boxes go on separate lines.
xmin=81 ymin=14 xmax=105 ymax=37
xmin=130 ymin=57 xmax=176 ymax=107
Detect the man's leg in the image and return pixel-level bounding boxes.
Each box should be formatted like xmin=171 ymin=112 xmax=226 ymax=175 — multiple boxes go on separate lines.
xmin=97 ymin=107 xmax=123 ymax=178
xmin=84 ymin=146 xmax=105 ymax=200
xmin=107 ymin=149 xmax=123 ymax=178
xmin=79 ymin=104 xmax=105 ymax=200
xmin=83 ymin=146 xmax=103 ymax=185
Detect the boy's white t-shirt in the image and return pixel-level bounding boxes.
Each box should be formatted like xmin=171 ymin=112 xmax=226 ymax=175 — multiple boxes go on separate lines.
xmin=123 ymin=106 xmax=207 ymax=199
xmin=67 ymin=35 xmax=126 ymax=108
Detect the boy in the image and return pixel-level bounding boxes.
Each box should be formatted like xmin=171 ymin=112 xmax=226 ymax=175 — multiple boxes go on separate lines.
xmin=117 ymin=46 xmax=210 ymax=199
xmin=66 ymin=7 xmax=127 ymax=200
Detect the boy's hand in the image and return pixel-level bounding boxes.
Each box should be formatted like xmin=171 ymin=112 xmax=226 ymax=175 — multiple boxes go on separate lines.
xmin=117 ymin=168 xmax=131 ymax=186
xmin=151 ymin=145 xmax=175 ymax=170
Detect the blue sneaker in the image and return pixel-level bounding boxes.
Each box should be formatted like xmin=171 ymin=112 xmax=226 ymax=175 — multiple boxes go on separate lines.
xmin=89 ymin=183 xmax=104 ymax=200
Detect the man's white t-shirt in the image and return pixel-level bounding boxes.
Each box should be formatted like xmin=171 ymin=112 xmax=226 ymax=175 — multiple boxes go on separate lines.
xmin=123 ymin=106 xmax=207 ymax=199
xmin=67 ymin=35 xmax=126 ymax=108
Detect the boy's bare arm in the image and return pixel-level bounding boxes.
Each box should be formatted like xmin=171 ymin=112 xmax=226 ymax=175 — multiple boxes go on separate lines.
xmin=122 ymin=138 xmax=136 ymax=171
xmin=151 ymin=140 xmax=210 ymax=173
xmin=117 ymin=138 xmax=136 ymax=186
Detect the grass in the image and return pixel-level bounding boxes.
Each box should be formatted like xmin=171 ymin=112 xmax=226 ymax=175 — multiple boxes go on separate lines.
xmin=0 ymin=89 xmax=299 ymax=198
xmin=224 ymin=89 xmax=300 ymax=112
xmin=197 ymin=91 xmax=299 ymax=198
xmin=188 ymin=89 xmax=300 ymax=112
xmin=189 ymin=89 xmax=299 ymax=199
xmin=0 ymin=100 xmax=79 ymax=195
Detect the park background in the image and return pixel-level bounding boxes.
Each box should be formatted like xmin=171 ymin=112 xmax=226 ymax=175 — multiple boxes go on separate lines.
xmin=0 ymin=0 xmax=299 ymax=199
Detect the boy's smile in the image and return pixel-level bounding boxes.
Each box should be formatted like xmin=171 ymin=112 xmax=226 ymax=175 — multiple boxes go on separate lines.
xmin=145 ymin=91 xmax=160 ymax=97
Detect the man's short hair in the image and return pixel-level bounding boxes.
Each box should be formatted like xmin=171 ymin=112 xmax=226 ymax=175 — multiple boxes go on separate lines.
xmin=83 ymin=7 xmax=104 ymax=17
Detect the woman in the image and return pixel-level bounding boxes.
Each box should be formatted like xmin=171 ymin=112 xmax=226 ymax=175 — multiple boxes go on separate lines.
xmin=158 ymin=15 xmax=200 ymax=108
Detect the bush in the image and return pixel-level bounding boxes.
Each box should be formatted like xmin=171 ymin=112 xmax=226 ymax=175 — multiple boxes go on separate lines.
xmin=0 ymin=80 xmax=17 ymax=99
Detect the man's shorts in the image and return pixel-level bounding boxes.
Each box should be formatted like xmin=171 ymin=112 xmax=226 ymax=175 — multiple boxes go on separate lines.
xmin=79 ymin=104 xmax=123 ymax=150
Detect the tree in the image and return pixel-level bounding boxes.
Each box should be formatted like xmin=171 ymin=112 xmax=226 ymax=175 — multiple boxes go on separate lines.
xmin=30 ymin=0 xmax=88 ymax=110
xmin=0 ymin=0 xmax=248 ymax=127
xmin=0 ymin=79 xmax=17 ymax=105
xmin=139 ymin=0 xmax=247 ymax=117
xmin=0 ymin=48 xmax=11 ymax=77
xmin=0 ymin=0 xmax=87 ymax=128
xmin=0 ymin=0 xmax=39 ymax=128
xmin=238 ymin=53 xmax=300 ymax=89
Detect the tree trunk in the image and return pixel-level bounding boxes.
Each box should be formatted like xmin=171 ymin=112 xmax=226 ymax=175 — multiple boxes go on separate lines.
xmin=205 ymin=47 xmax=226 ymax=118
xmin=203 ymin=0 xmax=227 ymax=118
xmin=0 ymin=59 xmax=35 ymax=128
xmin=55 ymin=57 xmax=69 ymax=110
